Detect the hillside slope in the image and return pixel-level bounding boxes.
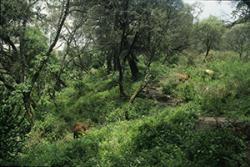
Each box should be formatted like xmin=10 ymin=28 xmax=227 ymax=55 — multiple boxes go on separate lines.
xmin=18 ymin=52 xmax=250 ymax=167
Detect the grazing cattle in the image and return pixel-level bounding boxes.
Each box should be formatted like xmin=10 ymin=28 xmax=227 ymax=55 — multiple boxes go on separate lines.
xmin=72 ymin=122 xmax=91 ymax=139
xmin=175 ymin=73 xmax=190 ymax=82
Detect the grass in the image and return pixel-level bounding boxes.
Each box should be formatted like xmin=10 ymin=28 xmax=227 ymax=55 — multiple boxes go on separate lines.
xmin=17 ymin=51 xmax=250 ymax=166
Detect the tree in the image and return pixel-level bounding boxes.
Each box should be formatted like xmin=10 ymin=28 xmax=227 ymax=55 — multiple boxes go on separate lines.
xmin=192 ymin=16 xmax=225 ymax=61
xmin=222 ymin=0 xmax=250 ymax=24
xmin=72 ymin=0 xmax=192 ymax=96
xmin=223 ymin=23 xmax=250 ymax=58
xmin=0 ymin=0 xmax=70 ymax=121
xmin=234 ymin=0 xmax=250 ymax=21
xmin=0 ymin=0 xmax=70 ymax=162
xmin=162 ymin=4 xmax=194 ymax=63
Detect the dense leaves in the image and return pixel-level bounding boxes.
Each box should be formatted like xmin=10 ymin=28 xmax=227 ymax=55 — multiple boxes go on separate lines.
xmin=1 ymin=0 xmax=250 ymax=166
xmin=223 ymin=23 xmax=250 ymax=58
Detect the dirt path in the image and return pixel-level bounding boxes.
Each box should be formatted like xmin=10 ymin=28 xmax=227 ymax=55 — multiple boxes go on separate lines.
xmin=141 ymin=86 xmax=184 ymax=106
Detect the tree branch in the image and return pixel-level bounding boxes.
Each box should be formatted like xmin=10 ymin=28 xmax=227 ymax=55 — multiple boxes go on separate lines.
xmin=30 ymin=0 xmax=70 ymax=91
xmin=0 ymin=35 xmax=18 ymax=54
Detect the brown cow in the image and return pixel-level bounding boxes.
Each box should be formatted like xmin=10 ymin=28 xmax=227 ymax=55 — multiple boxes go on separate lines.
xmin=72 ymin=122 xmax=91 ymax=139
xmin=175 ymin=73 xmax=190 ymax=82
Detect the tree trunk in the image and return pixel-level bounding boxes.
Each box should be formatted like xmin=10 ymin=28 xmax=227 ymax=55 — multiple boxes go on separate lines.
xmin=126 ymin=32 xmax=139 ymax=80
xmin=113 ymin=50 xmax=118 ymax=71
xmin=115 ymin=0 xmax=130 ymax=97
xmin=19 ymin=20 xmax=28 ymax=83
xmin=129 ymin=58 xmax=152 ymax=104
xmin=116 ymin=54 xmax=126 ymax=97
xmin=30 ymin=0 xmax=70 ymax=91
xmin=204 ymin=46 xmax=210 ymax=62
xmin=129 ymin=72 xmax=151 ymax=104
xmin=239 ymin=46 xmax=243 ymax=60
xmin=22 ymin=0 xmax=70 ymax=121
xmin=106 ymin=53 xmax=113 ymax=74
xmin=239 ymin=52 xmax=243 ymax=59
xmin=23 ymin=92 xmax=34 ymax=124
xmin=128 ymin=54 xmax=139 ymax=80
xmin=127 ymin=62 xmax=152 ymax=120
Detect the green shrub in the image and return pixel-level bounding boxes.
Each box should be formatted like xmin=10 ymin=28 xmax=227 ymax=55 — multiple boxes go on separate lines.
xmin=73 ymin=81 xmax=91 ymax=99
xmin=175 ymin=82 xmax=196 ymax=102
xmin=56 ymin=86 xmax=119 ymax=124
xmin=117 ymin=111 xmax=247 ymax=167
xmin=127 ymin=122 xmax=189 ymax=167
xmin=162 ymin=79 xmax=178 ymax=96
xmin=185 ymin=128 xmax=247 ymax=167
xmin=19 ymin=135 xmax=99 ymax=166
xmin=123 ymin=111 xmax=198 ymax=167
xmin=200 ymin=83 xmax=232 ymax=116
xmin=107 ymin=99 xmax=157 ymax=122
xmin=169 ymin=110 xmax=198 ymax=132
xmin=28 ymin=114 xmax=68 ymax=142
xmin=0 ymin=87 xmax=31 ymax=165
xmin=19 ymin=142 xmax=67 ymax=166
xmin=16 ymin=51 xmax=250 ymax=167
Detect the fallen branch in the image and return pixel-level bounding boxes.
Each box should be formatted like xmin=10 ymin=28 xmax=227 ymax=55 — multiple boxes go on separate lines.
xmin=129 ymin=72 xmax=151 ymax=104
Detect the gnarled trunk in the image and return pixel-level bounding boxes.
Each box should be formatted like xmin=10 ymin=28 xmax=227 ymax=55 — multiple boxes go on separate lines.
xmin=116 ymin=54 xmax=126 ymax=97
xmin=128 ymin=54 xmax=139 ymax=80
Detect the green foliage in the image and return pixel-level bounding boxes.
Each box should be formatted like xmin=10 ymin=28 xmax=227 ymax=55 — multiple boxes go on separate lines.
xmin=176 ymin=82 xmax=196 ymax=102
xmin=186 ymin=128 xmax=247 ymax=167
xmin=117 ymin=111 xmax=246 ymax=167
xmin=24 ymin=27 xmax=48 ymax=66
xmin=192 ymin=16 xmax=225 ymax=55
xmin=28 ymin=114 xmax=68 ymax=142
xmin=0 ymin=0 xmax=32 ymax=30
xmin=19 ymin=136 xmax=99 ymax=167
xmin=199 ymin=59 xmax=250 ymax=117
xmin=162 ymin=79 xmax=179 ymax=96
xmin=72 ymin=81 xmax=91 ymax=99
xmin=2 ymin=0 xmax=250 ymax=165
xmin=17 ymin=120 xmax=248 ymax=167
xmin=0 ymin=86 xmax=31 ymax=165
xmin=223 ymin=23 xmax=250 ymax=58
xmin=107 ymin=98 xmax=157 ymax=122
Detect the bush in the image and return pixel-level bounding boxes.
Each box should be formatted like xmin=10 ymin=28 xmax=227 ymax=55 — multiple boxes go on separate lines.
xmin=200 ymin=83 xmax=232 ymax=116
xmin=123 ymin=111 xmax=198 ymax=167
xmin=0 ymin=87 xmax=31 ymax=165
xmin=107 ymin=99 xmax=157 ymax=122
xmin=185 ymin=128 xmax=247 ymax=167
xmin=56 ymin=86 xmax=119 ymax=124
xmin=19 ymin=135 xmax=99 ymax=166
xmin=28 ymin=114 xmax=68 ymax=143
xmin=162 ymin=79 xmax=178 ymax=96
xmin=127 ymin=122 xmax=189 ymax=167
xmin=15 ymin=51 xmax=250 ymax=166
xmin=175 ymin=82 xmax=196 ymax=102
xmin=117 ymin=111 xmax=247 ymax=167
xmin=73 ymin=81 xmax=91 ymax=99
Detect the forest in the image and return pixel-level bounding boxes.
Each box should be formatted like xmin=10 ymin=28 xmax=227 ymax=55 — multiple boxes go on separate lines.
xmin=0 ymin=0 xmax=250 ymax=166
